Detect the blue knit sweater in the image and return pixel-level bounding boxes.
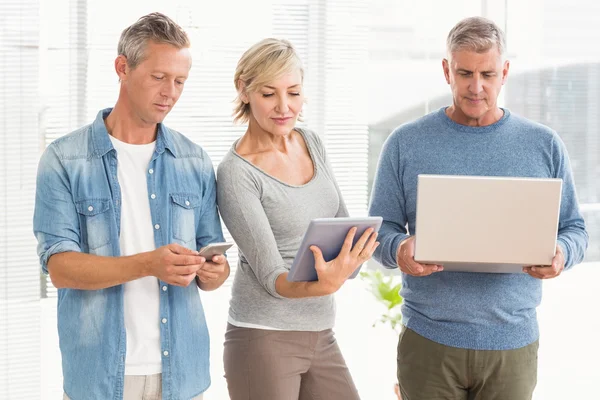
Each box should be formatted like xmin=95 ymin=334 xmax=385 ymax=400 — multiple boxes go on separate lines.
xmin=369 ymin=107 xmax=588 ymax=350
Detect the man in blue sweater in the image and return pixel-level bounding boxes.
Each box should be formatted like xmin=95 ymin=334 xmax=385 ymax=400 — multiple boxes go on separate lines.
xmin=369 ymin=17 xmax=588 ymax=400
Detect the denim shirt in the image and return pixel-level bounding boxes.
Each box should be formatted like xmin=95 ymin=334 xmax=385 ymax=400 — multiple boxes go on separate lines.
xmin=33 ymin=109 xmax=225 ymax=400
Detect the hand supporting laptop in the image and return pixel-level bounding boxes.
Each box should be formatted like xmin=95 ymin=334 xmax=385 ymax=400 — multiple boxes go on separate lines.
xmin=396 ymin=236 xmax=443 ymax=277
xmin=523 ymin=243 xmax=566 ymax=280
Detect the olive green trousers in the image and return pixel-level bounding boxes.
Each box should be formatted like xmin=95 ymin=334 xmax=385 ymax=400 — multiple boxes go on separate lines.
xmin=397 ymin=327 xmax=538 ymax=400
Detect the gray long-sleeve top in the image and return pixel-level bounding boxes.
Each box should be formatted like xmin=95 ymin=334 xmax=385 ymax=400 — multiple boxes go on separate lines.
xmin=216 ymin=128 xmax=348 ymax=331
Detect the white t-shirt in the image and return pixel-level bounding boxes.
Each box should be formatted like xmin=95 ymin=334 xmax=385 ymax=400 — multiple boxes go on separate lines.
xmin=109 ymin=135 xmax=161 ymax=376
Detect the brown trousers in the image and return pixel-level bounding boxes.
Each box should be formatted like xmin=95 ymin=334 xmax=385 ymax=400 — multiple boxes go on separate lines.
xmin=223 ymin=323 xmax=360 ymax=400
xmin=397 ymin=327 xmax=538 ymax=400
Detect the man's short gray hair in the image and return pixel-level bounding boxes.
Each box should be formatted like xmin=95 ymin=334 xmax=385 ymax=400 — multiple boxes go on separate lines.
xmin=118 ymin=12 xmax=190 ymax=69
xmin=446 ymin=16 xmax=506 ymax=57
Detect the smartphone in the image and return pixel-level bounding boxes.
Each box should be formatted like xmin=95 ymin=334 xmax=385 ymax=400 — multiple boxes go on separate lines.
xmin=198 ymin=242 xmax=233 ymax=258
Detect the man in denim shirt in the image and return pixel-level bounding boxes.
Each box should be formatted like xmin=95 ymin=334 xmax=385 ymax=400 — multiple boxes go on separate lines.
xmin=33 ymin=13 xmax=229 ymax=400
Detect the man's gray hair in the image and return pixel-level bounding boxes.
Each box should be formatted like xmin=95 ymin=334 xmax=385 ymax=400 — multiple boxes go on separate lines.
xmin=446 ymin=16 xmax=506 ymax=57
xmin=118 ymin=12 xmax=190 ymax=69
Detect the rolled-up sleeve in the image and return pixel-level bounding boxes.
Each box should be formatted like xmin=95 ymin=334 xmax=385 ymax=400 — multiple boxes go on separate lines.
xmin=33 ymin=145 xmax=82 ymax=274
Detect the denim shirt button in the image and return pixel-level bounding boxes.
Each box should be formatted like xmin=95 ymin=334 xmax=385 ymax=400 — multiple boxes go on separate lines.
xmin=163 ymin=351 xmax=169 ymax=357
xmin=162 ymin=318 xmax=167 ymax=324
xmin=149 ymin=168 xmax=154 ymax=174
xmin=154 ymin=224 xmax=160 ymax=230
xmin=151 ymin=194 xmax=156 ymax=199
xmin=162 ymin=285 xmax=167 ymax=291
xmin=88 ymin=206 xmax=93 ymax=212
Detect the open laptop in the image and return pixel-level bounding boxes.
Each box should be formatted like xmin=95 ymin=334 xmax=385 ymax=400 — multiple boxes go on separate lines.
xmin=413 ymin=174 xmax=562 ymax=273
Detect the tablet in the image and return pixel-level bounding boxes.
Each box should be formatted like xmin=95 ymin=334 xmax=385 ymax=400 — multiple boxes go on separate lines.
xmin=287 ymin=217 xmax=383 ymax=282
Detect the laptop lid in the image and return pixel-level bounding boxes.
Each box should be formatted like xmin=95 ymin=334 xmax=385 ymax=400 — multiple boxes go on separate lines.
xmin=413 ymin=174 xmax=562 ymax=273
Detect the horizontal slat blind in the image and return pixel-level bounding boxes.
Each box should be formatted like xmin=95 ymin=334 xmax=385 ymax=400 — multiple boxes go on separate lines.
xmin=0 ymin=0 xmax=42 ymax=398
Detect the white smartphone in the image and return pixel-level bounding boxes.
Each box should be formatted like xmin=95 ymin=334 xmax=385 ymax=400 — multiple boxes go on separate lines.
xmin=198 ymin=242 xmax=233 ymax=258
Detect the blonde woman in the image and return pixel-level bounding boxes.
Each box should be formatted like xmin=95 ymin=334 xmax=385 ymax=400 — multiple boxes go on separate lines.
xmin=217 ymin=39 xmax=377 ymax=400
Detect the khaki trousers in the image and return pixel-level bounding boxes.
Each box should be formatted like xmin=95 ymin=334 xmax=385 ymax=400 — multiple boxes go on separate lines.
xmin=64 ymin=373 xmax=204 ymax=400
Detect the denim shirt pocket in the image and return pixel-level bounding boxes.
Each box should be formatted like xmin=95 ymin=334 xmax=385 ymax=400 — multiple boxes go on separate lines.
xmin=75 ymin=198 xmax=112 ymax=252
xmin=171 ymin=193 xmax=201 ymax=249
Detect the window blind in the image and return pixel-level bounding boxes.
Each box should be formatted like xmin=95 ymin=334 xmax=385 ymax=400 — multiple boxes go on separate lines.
xmin=0 ymin=1 xmax=42 ymax=398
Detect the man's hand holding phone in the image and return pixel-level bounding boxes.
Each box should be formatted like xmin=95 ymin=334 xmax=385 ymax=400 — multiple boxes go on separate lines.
xmin=147 ymin=243 xmax=204 ymax=287
xmin=196 ymin=242 xmax=232 ymax=284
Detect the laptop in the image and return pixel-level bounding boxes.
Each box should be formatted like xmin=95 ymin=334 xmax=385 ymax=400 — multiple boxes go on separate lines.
xmin=413 ymin=174 xmax=562 ymax=273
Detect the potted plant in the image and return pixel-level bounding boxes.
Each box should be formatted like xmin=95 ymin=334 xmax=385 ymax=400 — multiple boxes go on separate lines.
xmin=360 ymin=269 xmax=403 ymax=400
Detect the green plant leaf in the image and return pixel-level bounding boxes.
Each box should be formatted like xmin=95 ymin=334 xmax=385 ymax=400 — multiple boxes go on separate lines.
xmin=360 ymin=270 xmax=404 ymax=332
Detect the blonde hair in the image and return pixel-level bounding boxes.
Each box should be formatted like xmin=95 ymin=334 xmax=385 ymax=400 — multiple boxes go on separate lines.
xmin=233 ymin=38 xmax=304 ymax=124
xmin=118 ymin=12 xmax=190 ymax=69
xmin=447 ymin=16 xmax=506 ymax=57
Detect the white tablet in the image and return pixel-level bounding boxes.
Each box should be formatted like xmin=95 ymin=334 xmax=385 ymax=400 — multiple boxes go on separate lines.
xmin=287 ymin=217 xmax=383 ymax=282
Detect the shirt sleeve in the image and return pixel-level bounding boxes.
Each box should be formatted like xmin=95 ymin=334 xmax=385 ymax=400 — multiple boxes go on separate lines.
xmin=196 ymin=152 xmax=226 ymax=250
xmin=216 ymin=159 xmax=287 ymax=298
xmin=368 ymin=130 xmax=409 ymax=269
xmin=33 ymin=144 xmax=82 ymax=274
xmin=551 ymin=133 xmax=589 ymax=269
